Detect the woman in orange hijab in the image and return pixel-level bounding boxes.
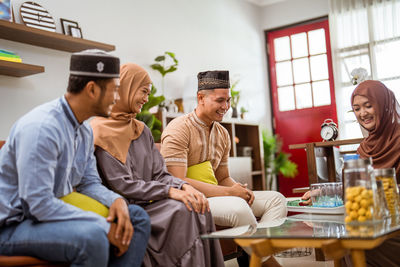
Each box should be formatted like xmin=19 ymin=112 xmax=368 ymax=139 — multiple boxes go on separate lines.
xmin=91 ymin=63 xmax=224 ymax=267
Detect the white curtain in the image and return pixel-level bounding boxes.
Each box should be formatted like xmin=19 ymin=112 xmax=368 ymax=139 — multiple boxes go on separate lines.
xmin=329 ymin=0 xmax=400 ymax=141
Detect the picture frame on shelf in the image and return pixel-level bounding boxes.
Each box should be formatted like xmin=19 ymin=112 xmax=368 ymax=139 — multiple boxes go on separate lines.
xmin=0 ymin=0 xmax=12 ymax=22
xmin=69 ymin=25 xmax=82 ymax=38
xmin=11 ymin=5 xmax=15 ymax=22
xmin=60 ymin=18 xmax=79 ymax=35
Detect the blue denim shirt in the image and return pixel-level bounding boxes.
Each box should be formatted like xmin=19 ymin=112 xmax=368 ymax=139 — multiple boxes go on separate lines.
xmin=0 ymin=96 xmax=121 ymax=232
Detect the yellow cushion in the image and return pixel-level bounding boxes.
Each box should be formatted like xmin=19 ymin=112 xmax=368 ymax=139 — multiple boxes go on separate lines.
xmin=60 ymin=192 xmax=109 ymax=218
xmin=186 ymin=161 xmax=218 ymax=185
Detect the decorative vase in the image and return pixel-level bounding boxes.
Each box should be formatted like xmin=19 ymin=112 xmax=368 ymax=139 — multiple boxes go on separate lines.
xmin=231 ymin=107 xmax=238 ymax=118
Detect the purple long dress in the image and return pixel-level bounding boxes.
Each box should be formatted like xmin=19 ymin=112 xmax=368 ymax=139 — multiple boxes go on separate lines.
xmin=95 ymin=126 xmax=224 ymax=267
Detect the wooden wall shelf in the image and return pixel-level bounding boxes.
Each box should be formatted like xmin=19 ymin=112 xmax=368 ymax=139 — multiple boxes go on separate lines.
xmin=0 ymin=60 xmax=44 ymax=77
xmin=0 ymin=20 xmax=115 ymax=52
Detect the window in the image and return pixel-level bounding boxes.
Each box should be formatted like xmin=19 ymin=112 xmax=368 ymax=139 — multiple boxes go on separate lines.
xmin=331 ymin=0 xmax=400 ymax=139
xmin=273 ymin=28 xmax=332 ymax=112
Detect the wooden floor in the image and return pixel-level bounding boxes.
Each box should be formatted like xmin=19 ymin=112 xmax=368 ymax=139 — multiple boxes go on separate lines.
xmin=224 ymin=250 xmax=334 ymax=267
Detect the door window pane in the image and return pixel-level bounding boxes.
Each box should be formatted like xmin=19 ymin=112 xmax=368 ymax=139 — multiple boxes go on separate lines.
xmin=276 ymin=61 xmax=293 ymax=86
xmin=274 ymin=36 xmax=291 ymax=61
xmin=291 ymin=32 xmax=308 ymax=58
xmin=310 ymin=54 xmax=329 ymax=81
xmin=308 ymin=28 xmax=326 ymax=55
xmin=312 ymin=80 xmax=331 ymax=106
xmin=375 ymin=40 xmax=400 ymax=79
xmin=278 ymin=86 xmax=295 ymax=111
xmin=295 ymin=83 xmax=313 ymax=109
xmin=293 ymin=58 xmax=310 ymax=83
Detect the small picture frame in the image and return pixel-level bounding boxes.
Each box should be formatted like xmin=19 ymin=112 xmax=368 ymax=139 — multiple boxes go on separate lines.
xmin=60 ymin=18 xmax=79 ymax=35
xmin=69 ymin=25 xmax=82 ymax=38
xmin=11 ymin=5 xmax=15 ymax=22
xmin=0 ymin=0 xmax=12 ymax=22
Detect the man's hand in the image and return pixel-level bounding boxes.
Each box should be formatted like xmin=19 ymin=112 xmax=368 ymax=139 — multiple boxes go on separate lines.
xmin=244 ymin=186 xmax=255 ymax=206
xmin=229 ymin=183 xmax=254 ymax=205
xmin=107 ymin=198 xmax=133 ymax=257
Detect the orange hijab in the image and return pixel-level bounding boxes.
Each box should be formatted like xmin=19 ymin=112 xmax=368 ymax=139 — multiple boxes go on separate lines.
xmin=91 ymin=63 xmax=151 ymax=163
xmin=351 ymin=80 xmax=400 ymax=179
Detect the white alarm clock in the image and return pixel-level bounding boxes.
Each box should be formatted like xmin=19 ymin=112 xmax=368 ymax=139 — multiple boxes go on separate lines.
xmin=320 ymin=119 xmax=338 ymax=141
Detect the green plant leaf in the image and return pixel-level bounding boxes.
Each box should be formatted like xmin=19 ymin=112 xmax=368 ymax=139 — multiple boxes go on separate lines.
xmin=151 ymin=51 xmax=179 ymax=91
xmin=150 ymin=63 xmax=166 ymax=76
xmin=262 ymin=129 xmax=297 ymax=179
xmin=164 ymin=66 xmax=177 ymax=74
xmin=165 ymin=52 xmax=178 ymax=64
xmin=230 ymin=79 xmax=241 ymax=108
xmin=165 ymin=51 xmax=175 ymax=58
xmin=152 ymin=129 xmax=162 ymax=142
xmin=154 ymin=56 xmax=165 ymax=62
xmin=279 ymin=160 xmax=298 ymax=177
xmin=150 ymin=83 xmax=157 ymax=95
xmin=142 ymin=95 xmax=165 ymax=111
xmin=153 ymin=117 xmax=162 ymax=130
xmin=136 ymin=111 xmax=154 ymax=129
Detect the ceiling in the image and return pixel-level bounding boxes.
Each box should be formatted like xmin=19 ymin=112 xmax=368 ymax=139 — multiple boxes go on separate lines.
xmin=244 ymin=0 xmax=287 ymax=6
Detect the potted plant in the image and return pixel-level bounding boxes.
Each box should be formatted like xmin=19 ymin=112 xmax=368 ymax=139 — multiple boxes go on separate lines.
xmin=230 ymin=79 xmax=240 ymax=118
xmin=262 ymin=130 xmax=298 ymax=190
xmin=150 ymin=51 xmax=179 ymax=96
xmin=136 ymin=84 xmax=165 ymax=142
xmin=240 ymin=107 xmax=248 ymax=119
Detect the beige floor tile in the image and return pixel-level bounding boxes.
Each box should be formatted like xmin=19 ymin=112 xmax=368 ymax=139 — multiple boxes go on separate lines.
xmin=224 ymin=249 xmax=334 ymax=267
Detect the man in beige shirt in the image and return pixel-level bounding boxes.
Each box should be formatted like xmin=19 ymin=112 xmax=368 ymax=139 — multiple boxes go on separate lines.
xmin=161 ymin=70 xmax=287 ymax=229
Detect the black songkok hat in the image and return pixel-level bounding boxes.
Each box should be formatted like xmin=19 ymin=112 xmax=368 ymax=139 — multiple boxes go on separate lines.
xmin=197 ymin=70 xmax=230 ymax=90
xmin=70 ymin=49 xmax=120 ymax=78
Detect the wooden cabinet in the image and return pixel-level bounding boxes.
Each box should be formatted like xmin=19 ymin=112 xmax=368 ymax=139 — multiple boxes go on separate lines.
xmin=221 ymin=119 xmax=265 ymax=190
xmin=160 ymin=111 xmax=265 ymax=190
xmin=0 ymin=20 xmax=115 ymax=77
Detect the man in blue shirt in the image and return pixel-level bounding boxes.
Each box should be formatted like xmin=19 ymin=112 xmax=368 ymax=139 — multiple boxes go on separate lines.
xmin=0 ymin=50 xmax=150 ymax=266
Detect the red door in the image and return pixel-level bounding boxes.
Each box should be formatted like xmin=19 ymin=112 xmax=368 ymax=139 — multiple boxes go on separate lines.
xmin=267 ymin=19 xmax=337 ymax=197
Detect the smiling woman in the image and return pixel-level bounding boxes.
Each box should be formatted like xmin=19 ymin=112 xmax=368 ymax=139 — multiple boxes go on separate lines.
xmin=352 ymin=95 xmax=376 ymax=131
xmin=351 ymin=80 xmax=400 ymax=180
xmin=343 ymin=80 xmax=400 ymax=267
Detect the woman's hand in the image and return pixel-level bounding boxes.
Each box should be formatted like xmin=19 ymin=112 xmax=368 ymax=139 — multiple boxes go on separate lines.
xmin=301 ymin=190 xmax=312 ymax=205
xmin=168 ymin=184 xmax=209 ymax=213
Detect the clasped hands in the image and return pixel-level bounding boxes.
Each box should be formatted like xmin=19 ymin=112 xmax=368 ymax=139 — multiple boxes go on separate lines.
xmin=107 ymin=198 xmax=133 ymax=257
xmin=168 ymin=184 xmax=210 ymax=214
xmin=230 ymin=182 xmax=255 ymax=205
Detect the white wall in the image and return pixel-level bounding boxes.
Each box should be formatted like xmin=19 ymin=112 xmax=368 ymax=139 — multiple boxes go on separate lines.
xmin=0 ymin=0 xmax=271 ymax=139
xmin=260 ymin=0 xmax=329 ymax=30
xmin=259 ymin=0 xmax=329 ymax=130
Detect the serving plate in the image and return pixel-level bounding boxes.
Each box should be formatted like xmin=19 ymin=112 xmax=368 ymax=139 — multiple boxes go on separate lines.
xmin=286 ymin=197 xmax=345 ymax=214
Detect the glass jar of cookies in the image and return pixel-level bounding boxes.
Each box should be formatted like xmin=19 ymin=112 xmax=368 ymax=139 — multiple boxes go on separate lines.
xmin=343 ymin=158 xmax=380 ymax=224
xmin=373 ymin=168 xmax=400 ymax=217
